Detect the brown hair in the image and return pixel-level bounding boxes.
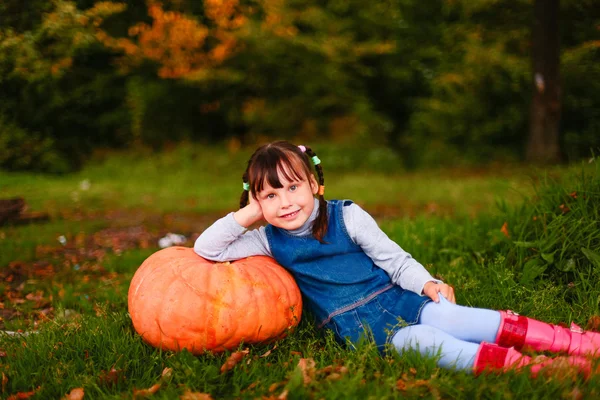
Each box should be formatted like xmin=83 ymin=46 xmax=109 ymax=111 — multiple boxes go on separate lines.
xmin=239 ymin=141 xmax=328 ymax=242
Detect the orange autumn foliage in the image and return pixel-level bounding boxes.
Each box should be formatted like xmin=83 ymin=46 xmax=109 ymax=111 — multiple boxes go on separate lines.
xmin=98 ymin=0 xmax=245 ymax=78
xmin=128 ymin=247 xmax=302 ymax=354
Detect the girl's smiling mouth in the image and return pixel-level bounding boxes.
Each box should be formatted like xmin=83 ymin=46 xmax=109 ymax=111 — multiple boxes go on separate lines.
xmin=280 ymin=210 xmax=300 ymax=219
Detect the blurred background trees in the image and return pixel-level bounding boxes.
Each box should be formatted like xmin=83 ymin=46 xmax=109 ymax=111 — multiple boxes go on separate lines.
xmin=1 ymin=0 xmax=598 ymax=172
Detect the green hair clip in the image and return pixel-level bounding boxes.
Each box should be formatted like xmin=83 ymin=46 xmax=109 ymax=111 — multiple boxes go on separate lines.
xmin=242 ymin=182 xmax=250 ymax=191
xmin=311 ymin=156 xmax=321 ymax=165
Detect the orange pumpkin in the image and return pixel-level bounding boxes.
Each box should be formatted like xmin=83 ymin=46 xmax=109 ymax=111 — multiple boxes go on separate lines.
xmin=128 ymin=246 xmax=302 ymax=354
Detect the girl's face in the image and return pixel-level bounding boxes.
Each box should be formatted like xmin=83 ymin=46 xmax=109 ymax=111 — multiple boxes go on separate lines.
xmin=255 ymin=166 xmax=318 ymax=231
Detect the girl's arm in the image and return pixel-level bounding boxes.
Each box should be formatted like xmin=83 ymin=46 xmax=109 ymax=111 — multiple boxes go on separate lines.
xmin=194 ymin=212 xmax=271 ymax=262
xmin=343 ymin=203 xmax=442 ymax=296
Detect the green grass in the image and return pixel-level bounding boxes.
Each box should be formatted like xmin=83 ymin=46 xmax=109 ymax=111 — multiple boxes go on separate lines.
xmin=1 ymin=143 xmax=599 ymax=399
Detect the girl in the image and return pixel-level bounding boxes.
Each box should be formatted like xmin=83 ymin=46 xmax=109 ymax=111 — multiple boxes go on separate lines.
xmin=194 ymin=141 xmax=598 ymax=376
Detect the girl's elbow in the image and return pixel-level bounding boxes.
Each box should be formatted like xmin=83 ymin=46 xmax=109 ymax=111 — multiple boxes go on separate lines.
xmin=193 ymin=241 xmax=214 ymax=259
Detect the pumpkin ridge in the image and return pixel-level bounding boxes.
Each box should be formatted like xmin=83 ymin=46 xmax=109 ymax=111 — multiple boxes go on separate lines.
xmin=202 ymin=257 xmax=214 ymax=349
xmin=155 ymin=317 xmax=176 ymax=352
xmin=221 ymin=262 xmax=247 ymax=349
xmin=176 ymin=266 xmax=227 ymax=308
xmin=131 ymin=271 xmax=148 ymax=297
xmin=264 ymin=261 xmax=301 ymax=330
xmin=243 ymin=261 xmax=267 ymax=343
xmin=248 ymin=260 xmax=282 ymax=341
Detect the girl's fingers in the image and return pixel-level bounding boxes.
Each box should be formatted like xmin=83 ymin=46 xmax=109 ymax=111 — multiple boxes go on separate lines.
xmin=438 ymin=285 xmax=456 ymax=304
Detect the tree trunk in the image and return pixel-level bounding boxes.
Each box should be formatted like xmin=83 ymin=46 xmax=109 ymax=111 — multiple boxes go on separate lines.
xmin=527 ymin=0 xmax=561 ymax=163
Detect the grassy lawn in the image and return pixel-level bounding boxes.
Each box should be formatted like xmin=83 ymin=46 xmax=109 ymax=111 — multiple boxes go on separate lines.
xmin=1 ymin=143 xmax=599 ymax=399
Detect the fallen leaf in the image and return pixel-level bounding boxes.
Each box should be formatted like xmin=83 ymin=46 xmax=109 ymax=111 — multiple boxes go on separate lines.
xmin=220 ymin=349 xmax=249 ymax=374
xmin=297 ymin=358 xmax=316 ymax=385
xmin=569 ymin=387 xmax=583 ymax=400
xmin=268 ymin=382 xmax=281 ymax=393
xmin=260 ymin=345 xmax=277 ymax=358
xmin=396 ymin=379 xmax=407 ymax=391
xmin=7 ymin=386 xmax=40 ymax=400
xmin=180 ymin=390 xmax=214 ymax=400
xmin=413 ymin=379 xmax=430 ymax=387
xmin=317 ymin=363 xmax=348 ymax=379
xmin=161 ymin=367 xmax=173 ymax=379
xmin=290 ymin=351 xmax=302 ymax=356
xmin=326 ymin=373 xmax=341 ymax=381
xmin=2 ymin=372 xmax=7 ymax=393
xmin=98 ymin=368 xmax=123 ymax=387
xmin=587 ymin=316 xmax=600 ymax=331
xmin=559 ymin=204 xmax=570 ymax=214
xmin=569 ymin=191 xmax=578 ymax=199
xmin=133 ymin=383 xmax=161 ymax=398
xmin=240 ymin=381 xmax=258 ymax=394
xmin=277 ymin=389 xmax=289 ymax=399
xmin=500 ymin=222 xmax=510 ymax=238
xmin=63 ymin=387 xmax=84 ymax=400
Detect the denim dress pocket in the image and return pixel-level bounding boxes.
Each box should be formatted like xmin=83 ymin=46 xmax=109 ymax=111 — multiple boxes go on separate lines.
xmin=325 ymin=309 xmax=364 ymax=348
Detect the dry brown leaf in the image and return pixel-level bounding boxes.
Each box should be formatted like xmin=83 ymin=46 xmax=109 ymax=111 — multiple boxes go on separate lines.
xmin=260 ymin=351 xmax=272 ymax=358
xmin=559 ymin=204 xmax=570 ymax=214
xmin=240 ymin=381 xmax=258 ymax=394
xmin=396 ymin=379 xmax=407 ymax=391
xmin=98 ymin=368 xmax=123 ymax=387
xmin=569 ymin=387 xmax=583 ymax=400
xmin=297 ymin=358 xmax=316 ymax=385
xmin=7 ymin=386 xmax=40 ymax=400
xmin=268 ymin=382 xmax=281 ymax=393
xmin=277 ymin=389 xmax=289 ymax=399
xmin=413 ymin=379 xmax=430 ymax=387
xmin=290 ymin=351 xmax=302 ymax=356
xmin=63 ymin=387 xmax=84 ymax=400
xmin=500 ymin=222 xmax=510 ymax=238
xmin=180 ymin=390 xmax=214 ymax=400
xmin=319 ymin=365 xmax=333 ymax=374
xmin=326 ymin=373 xmax=341 ymax=381
xmin=260 ymin=344 xmax=277 ymax=358
xmin=2 ymin=372 xmax=8 ymax=393
xmin=586 ymin=315 xmax=600 ymax=331
xmin=220 ymin=349 xmax=249 ymax=374
xmin=161 ymin=367 xmax=173 ymax=379
xmin=133 ymin=383 xmax=161 ymax=398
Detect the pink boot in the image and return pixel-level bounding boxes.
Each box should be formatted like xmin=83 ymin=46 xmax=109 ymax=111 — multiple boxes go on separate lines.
xmin=495 ymin=310 xmax=600 ymax=357
xmin=474 ymin=342 xmax=591 ymax=378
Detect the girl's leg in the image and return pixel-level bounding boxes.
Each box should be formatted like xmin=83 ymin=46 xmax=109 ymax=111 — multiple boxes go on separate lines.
xmin=391 ymin=324 xmax=479 ymax=371
xmin=421 ymin=295 xmax=600 ymax=357
xmin=419 ymin=294 xmax=501 ymax=344
xmin=392 ymin=325 xmax=591 ymax=377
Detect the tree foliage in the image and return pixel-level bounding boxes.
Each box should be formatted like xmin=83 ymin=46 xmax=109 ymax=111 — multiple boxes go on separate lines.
xmin=0 ymin=0 xmax=599 ymax=171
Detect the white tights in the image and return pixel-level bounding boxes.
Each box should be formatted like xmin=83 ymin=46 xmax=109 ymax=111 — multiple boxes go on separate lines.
xmin=391 ymin=295 xmax=501 ymax=371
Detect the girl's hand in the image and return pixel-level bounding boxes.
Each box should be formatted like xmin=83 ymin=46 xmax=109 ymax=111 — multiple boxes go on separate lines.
xmin=234 ymin=193 xmax=264 ymax=228
xmin=423 ymin=281 xmax=456 ymax=304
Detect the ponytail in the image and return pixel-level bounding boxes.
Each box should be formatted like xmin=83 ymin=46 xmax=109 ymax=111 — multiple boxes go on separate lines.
xmin=303 ymin=146 xmax=328 ymax=243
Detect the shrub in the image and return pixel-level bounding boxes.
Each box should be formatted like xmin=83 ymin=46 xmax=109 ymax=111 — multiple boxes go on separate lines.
xmin=0 ymin=115 xmax=69 ymax=173
xmin=503 ymin=159 xmax=600 ymax=286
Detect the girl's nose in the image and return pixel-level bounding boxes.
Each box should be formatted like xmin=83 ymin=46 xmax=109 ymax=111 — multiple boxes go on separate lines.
xmin=280 ymin=192 xmax=292 ymax=207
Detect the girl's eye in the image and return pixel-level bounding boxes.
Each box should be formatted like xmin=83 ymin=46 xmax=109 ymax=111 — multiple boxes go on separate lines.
xmin=267 ymin=193 xmax=275 ymax=199
xmin=290 ymin=185 xmax=297 ymax=192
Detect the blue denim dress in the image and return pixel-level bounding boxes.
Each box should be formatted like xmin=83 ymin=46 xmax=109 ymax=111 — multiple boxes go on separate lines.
xmin=265 ymin=200 xmax=431 ymax=350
